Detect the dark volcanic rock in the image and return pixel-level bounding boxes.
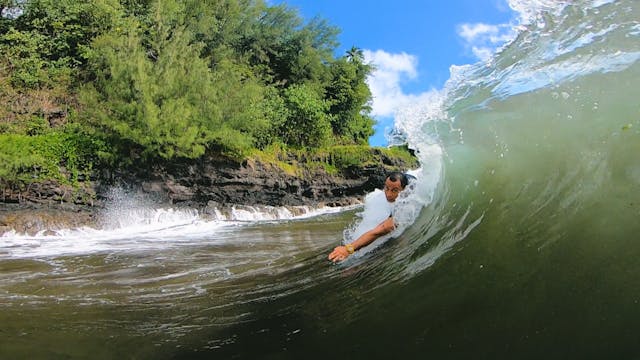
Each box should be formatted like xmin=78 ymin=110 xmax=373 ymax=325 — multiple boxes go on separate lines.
xmin=131 ymin=156 xmax=401 ymax=207
xmin=0 ymin=205 xmax=98 ymax=235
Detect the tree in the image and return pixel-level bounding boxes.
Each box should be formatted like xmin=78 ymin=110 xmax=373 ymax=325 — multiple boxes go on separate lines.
xmin=325 ymin=47 xmax=375 ymax=144
xmin=1 ymin=0 xmax=378 ymax=168
xmin=81 ymin=0 xmax=268 ymax=160
xmin=235 ymin=4 xmax=338 ymax=87
xmin=346 ymin=45 xmax=364 ymax=63
xmin=0 ymin=0 xmax=120 ymax=90
xmin=279 ymin=83 xmax=331 ymax=148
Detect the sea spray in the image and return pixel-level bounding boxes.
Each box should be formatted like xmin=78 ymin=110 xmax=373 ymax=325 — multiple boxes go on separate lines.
xmin=0 ymin=186 xmax=358 ymax=258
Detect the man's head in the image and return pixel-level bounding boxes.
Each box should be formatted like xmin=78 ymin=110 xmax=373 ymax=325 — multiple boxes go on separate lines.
xmin=383 ymin=172 xmax=409 ymax=202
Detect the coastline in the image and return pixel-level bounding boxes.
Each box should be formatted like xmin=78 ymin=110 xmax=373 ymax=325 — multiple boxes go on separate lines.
xmin=0 ymin=151 xmax=416 ymax=235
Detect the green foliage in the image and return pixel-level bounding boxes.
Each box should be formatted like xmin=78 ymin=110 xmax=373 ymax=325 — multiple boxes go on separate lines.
xmin=380 ymin=145 xmax=418 ymax=166
xmin=1 ymin=28 xmax=63 ymax=88
xmin=250 ymin=144 xmax=418 ymax=177
xmin=209 ymin=57 xmax=269 ymax=154
xmin=0 ymin=129 xmax=104 ymax=185
xmin=279 ymin=84 xmax=332 ymax=148
xmin=326 ymin=48 xmax=375 ymax=144
xmin=0 ymin=0 xmax=120 ymax=88
xmin=237 ymin=4 xmax=338 ymax=87
xmin=1 ymin=0 xmax=383 ymax=183
xmin=182 ymin=0 xmax=261 ymax=61
xmin=81 ymin=2 xmax=265 ymax=160
xmin=326 ymin=145 xmax=376 ymax=168
xmin=310 ymin=145 xmax=418 ymax=171
xmin=251 ymin=86 xmax=290 ymax=149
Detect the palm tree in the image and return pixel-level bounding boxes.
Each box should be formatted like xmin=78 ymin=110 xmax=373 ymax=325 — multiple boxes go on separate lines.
xmin=346 ymin=46 xmax=364 ymax=63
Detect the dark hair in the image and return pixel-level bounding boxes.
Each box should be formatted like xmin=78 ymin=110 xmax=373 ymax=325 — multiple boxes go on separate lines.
xmin=386 ymin=171 xmax=410 ymax=189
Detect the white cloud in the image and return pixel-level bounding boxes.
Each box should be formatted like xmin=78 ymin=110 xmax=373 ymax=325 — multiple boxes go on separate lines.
xmin=457 ymin=22 xmax=514 ymax=61
xmin=458 ymin=23 xmax=499 ymax=42
xmin=363 ymin=49 xmax=435 ymax=118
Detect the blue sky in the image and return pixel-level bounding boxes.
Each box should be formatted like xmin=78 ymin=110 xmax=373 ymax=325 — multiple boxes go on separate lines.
xmin=275 ymin=0 xmax=520 ymax=145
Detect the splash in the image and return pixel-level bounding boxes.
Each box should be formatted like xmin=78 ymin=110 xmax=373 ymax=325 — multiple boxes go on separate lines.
xmin=0 ymin=186 xmax=357 ymax=259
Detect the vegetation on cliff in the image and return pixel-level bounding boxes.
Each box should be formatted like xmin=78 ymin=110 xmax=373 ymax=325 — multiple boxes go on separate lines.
xmin=0 ymin=0 xmax=414 ymax=194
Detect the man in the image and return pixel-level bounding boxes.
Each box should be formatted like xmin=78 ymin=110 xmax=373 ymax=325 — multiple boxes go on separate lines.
xmin=328 ymin=172 xmax=410 ymax=263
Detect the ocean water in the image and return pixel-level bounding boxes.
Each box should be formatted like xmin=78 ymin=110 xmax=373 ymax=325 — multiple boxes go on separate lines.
xmin=1 ymin=0 xmax=640 ymax=358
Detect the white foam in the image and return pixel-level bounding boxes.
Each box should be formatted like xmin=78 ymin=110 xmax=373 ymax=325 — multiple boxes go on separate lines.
xmin=214 ymin=204 xmax=352 ymax=222
xmin=0 ymin=202 xmax=355 ymax=259
xmin=508 ymin=0 xmax=570 ymax=26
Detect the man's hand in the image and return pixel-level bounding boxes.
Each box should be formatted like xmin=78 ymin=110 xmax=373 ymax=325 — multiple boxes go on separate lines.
xmin=328 ymin=245 xmax=350 ymax=263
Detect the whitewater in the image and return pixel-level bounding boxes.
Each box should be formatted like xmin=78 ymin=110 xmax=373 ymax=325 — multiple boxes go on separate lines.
xmin=1 ymin=0 xmax=640 ymax=358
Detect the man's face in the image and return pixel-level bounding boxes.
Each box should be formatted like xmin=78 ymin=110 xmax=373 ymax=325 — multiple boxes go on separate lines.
xmin=383 ymin=177 xmax=403 ymax=203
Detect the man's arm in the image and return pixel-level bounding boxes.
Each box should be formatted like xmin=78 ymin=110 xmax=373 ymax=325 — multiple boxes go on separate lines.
xmin=328 ymin=216 xmax=396 ymax=263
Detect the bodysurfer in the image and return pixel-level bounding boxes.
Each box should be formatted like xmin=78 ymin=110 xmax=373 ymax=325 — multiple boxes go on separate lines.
xmin=328 ymin=172 xmax=410 ymax=263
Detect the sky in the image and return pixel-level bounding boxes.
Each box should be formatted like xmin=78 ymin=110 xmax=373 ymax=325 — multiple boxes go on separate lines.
xmin=275 ymin=0 xmax=520 ymax=146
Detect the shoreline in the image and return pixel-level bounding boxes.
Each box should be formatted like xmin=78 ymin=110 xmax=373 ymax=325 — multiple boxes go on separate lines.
xmin=0 ymin=200 xmax=363 ymax=236
xmin=1 ymin=153 xmax=414 ymax=235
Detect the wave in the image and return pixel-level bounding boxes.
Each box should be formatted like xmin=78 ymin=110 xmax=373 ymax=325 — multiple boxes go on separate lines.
xmin=386 ymin=0 xmax=640 ymax=276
